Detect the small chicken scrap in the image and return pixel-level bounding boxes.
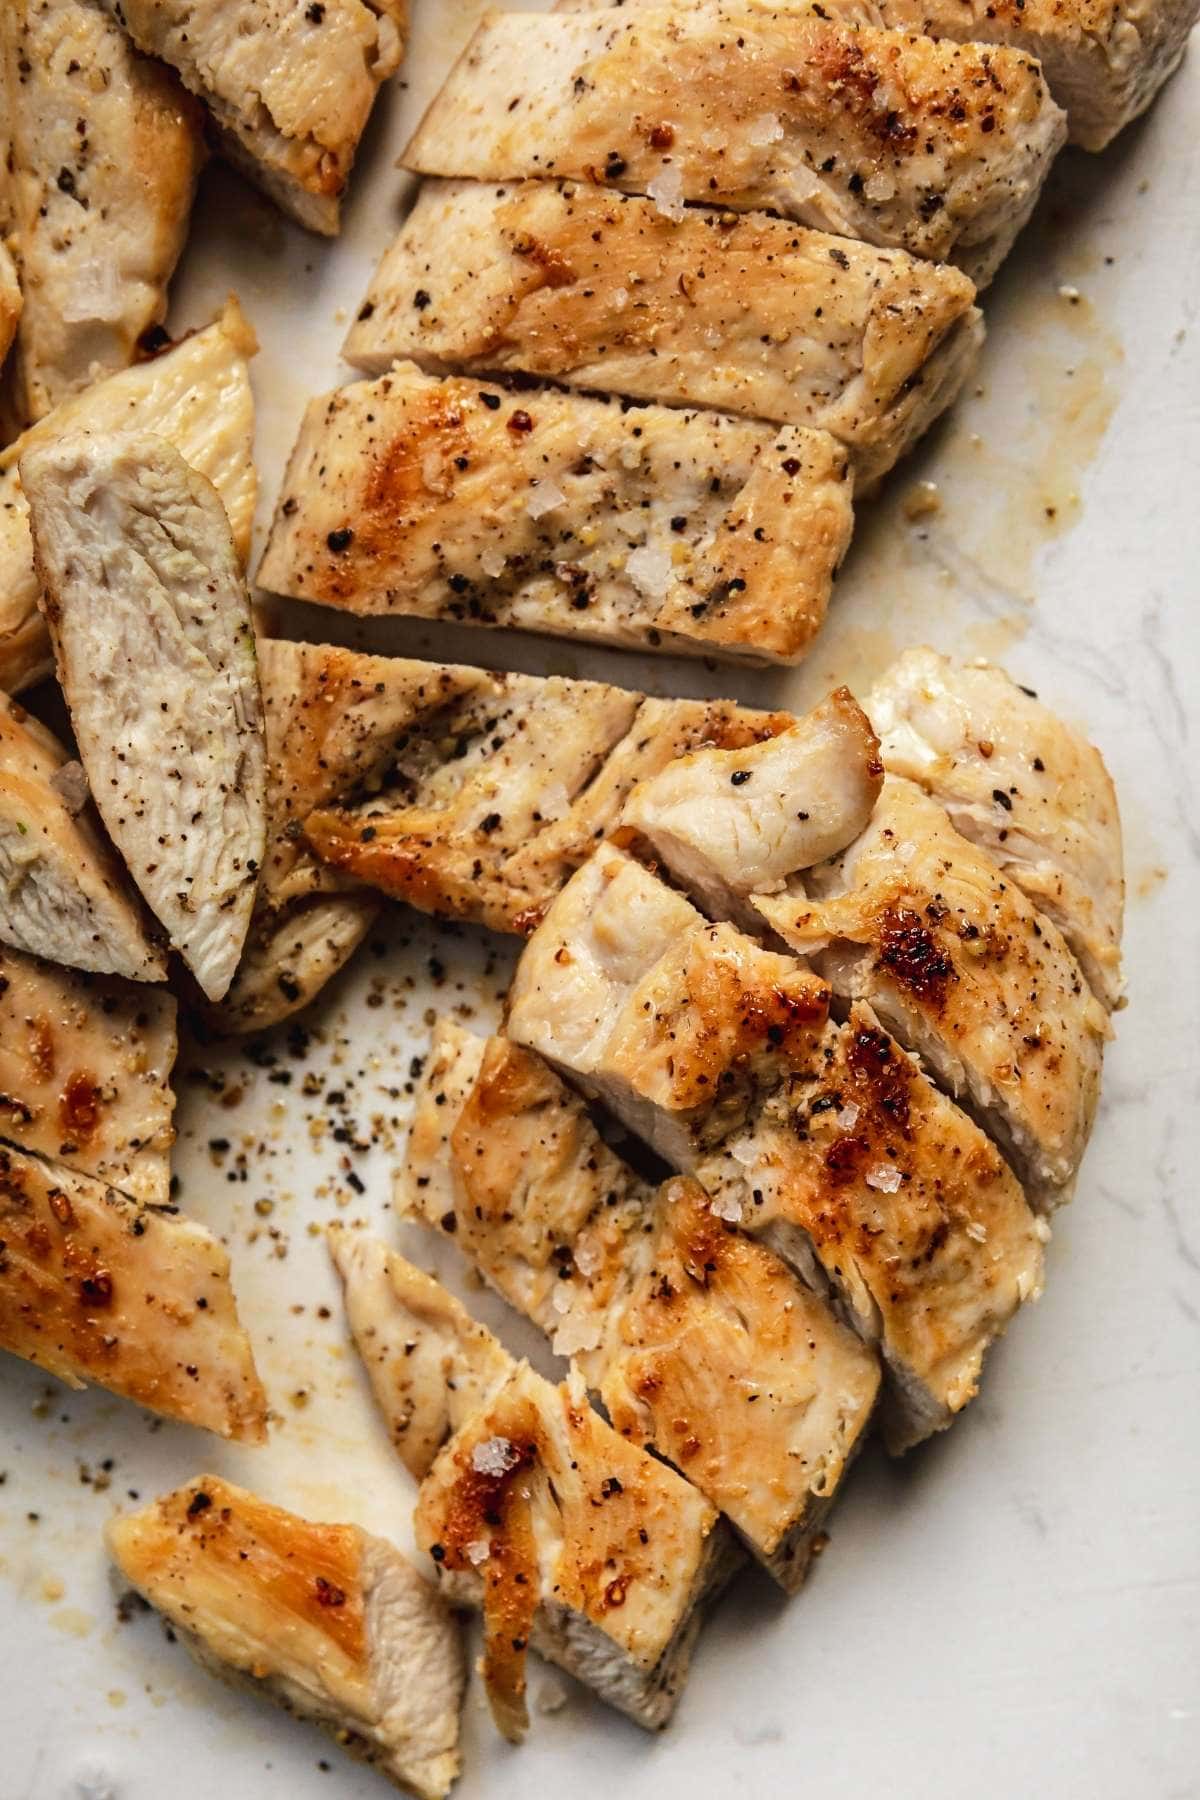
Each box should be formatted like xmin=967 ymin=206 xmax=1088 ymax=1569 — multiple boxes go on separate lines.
xmin=344 ymin=179 xmax=983 ymax=489
xmin=406 ymin=4 xmax=1065 ymax=285
xmin=23 ymin=431 xmax=267 ymax=1003
xmin=0 ymin=243 xmax=20 ymax=375
xmin=0 ymin=0 xmax=204 ymax=423
xmin=331 ymin=1235 xmax=741 ymax=1740
xmin=107 ymin=1475 xmax=465 ymax=1799
xmin=99 ymin=0 xmax=409 ymax=233
xmin=0 ymin=298 xmax=258 ymax=695
xmin=397 ymin=1020 xmax=880 ymax=1589
xmin=258 ymin=365 xmax=854 ymax=665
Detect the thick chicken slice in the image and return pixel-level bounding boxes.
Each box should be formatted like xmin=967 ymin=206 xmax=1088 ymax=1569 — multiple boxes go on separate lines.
xmin=620 ymin=686 xmax=883 ymax=927
xmin=0 ymin=944 xmax=175 ymax=1203
xmin=258 ymin=365 xmax=853 ymax=665
xmin=867 ymin=646 xmax=1124 ymax=1008
xmin=344 ymin=179 xmax=983 ymax=489
xmin=107 ymin=1475 xmax=464 ymax=1800
xmin=507 ymin=846 xmax=1045 ymax=1449
xmin=0 ymin=689 xmax=164 ymax=982
xmin=0 ymin=1141 xmax=266 ymax=1439
xmin=1 ymin=0 xmax=204 ymax=423
xmin=400 ymin=1021 xmax=880 ymax=1590
xmin=0 ymin=299 xmax=258 ymax=696
xmin=755 ymin=775 xmax=1108 ymax=1205
xmin=333 ymin=1237 xmax=737 ymax=1740
xmin=23 ymin=432 xmax=266 ymax=1003
xmin=100 ymin=0 xmax=408 ymax=234
xmin=406 ymin=6 xmax=1064 ymax=286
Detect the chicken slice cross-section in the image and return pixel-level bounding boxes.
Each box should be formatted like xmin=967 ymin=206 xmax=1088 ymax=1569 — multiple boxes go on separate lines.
xmin=107 ymin=1474 xmax=464 ymax=1800
xmin=344 ymin=179 xmax=983 ymax=489
xmin=0 ymin=1140 xmax=266 ymax=1439
xmin=23 ymin=431 xmax=267 ymax=1003
xmin=0 ymin=243 xmax=20 ymax=373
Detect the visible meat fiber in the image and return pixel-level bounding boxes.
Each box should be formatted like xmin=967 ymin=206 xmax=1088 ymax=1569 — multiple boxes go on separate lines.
xmin=406 ymin=5 xmax=1066 ymax=286
xmin=344 ymin=179 xmax=984 ymax=489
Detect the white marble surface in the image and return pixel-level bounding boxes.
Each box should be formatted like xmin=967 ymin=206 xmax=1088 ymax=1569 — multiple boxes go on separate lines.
xmin=1 ymin=7 xmax=1198 ymax=1798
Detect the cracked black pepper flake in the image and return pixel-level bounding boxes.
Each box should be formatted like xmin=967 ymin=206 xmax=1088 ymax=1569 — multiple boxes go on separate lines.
xmin=413 ymin=288 xmax=431 ymax=310
xmin=326 ymin=527 xmax=353 ymax=552
xmin=731 ymin=769 xmax=752 ymax=786
xmin=479 ymin=391 xmax=502 ymax=410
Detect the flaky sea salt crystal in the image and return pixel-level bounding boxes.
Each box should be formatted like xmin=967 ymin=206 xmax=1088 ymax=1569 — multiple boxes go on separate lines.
xmin=612 ymin=285 xmax=629 ymax=310
xmin=480 ymin=546 xmax=507 ymax=578
xmin=646 ymin=164 xmax=686 ymax=219
xmin=471 ymin=1435 xmax=520 ymax=1477
xmin=836 ymin=1102 xmax=861 ymax=1130
xmin=863 ymin=170 xmax=896 ymax=203
xmin=865 ymin=1163 xmax=903 ymax=1194
xmin=626 ymin=542 xmax=673 ymax=597
xmin=553 ymin=1312 xmax=603 ymax=1357
xmin=466 ymin=1538 xmax=491 ymax=1566
xmin=747 ymin=112 xmax=784 ymax=147
xmin=573 ymin=1235 xmax=602 ymax=1278
xmin=710 ymin=1191 xmax=744 ymax=1224
xmin=526 ymin=480 xmax=566 ymax=519
xmin=965 ymin=1220 xmax=989 ymax=1244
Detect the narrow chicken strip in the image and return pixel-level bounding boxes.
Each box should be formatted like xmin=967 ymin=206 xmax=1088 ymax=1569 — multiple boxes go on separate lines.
xmin=100 ymin=0 xmax=408 ymax=235
xmin=258 ymin=366 xmax=853 ymax=665
xmin=344 ymin=180 xmax=983 ymax=489
xmin=0 ymin=689 xmax=164 ymax=982
xmin=107 ymin=1475 xmax=464 ymax=1800
xmin=0 ymin=944 xmax=176 ymax=1203
xmin=406 ymin=6 xmax=1064 ymax=286
xmin=507 ymin=845 xmax=1046 ymax=1449
xmin=23 ymin=432 xmax=267 ymax=1003
xmin=620 ymin=686 xmax=883 ymax=927
xmin=332 ymin=1237 xmax=738 ymax=1739
xmin=0 ymin=1141 xmax=266 ymax=1438
xmin=866 ymin=646 xmax=1124 ymax=1008
xmin=0 ymin=299 xmax=258 ymax=696
xmin=399 ymin=1022 xmax=880 ymax=1590
xmin=754 ymin=775 xmax=1108 ymax=1205
xmin=1 ymin=0 xmax=204 ymax=422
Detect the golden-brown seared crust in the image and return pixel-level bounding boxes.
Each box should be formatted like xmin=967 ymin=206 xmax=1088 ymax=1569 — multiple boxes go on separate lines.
xmin=257 ymin=366 xmax=852 ymax=665
xmin=0 ymin=244 xmax=20 ymax=373
xmin=0 ymin=1142 xmax=267 ymax=1439
xmin=344 ymin=179 xmax=983 ymax=487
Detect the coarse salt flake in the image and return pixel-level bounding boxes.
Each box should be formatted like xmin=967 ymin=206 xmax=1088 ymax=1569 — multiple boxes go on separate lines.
xmin=526 ymin=480 xmax=566 ymax=519
xmin=836 ymin=1102 xmax=861 ymax=1130
xmin=863 ymin=170 xmax=896 ymax=203
xmin=471 ymin=1435 xmax=520 ymax=1477
xmin=552 ymin=1312 xmax=603 ymax=1357
xmin=646 ymin=164 xmax=686 ymax=219
xmin=865 ymin=1163 xmax=903 ymax=1194
xmin=480 ymin=546 xmax=508 ymax=578
xmin=747 ymin=112 xmax=784 ymax=147
xmin=625 ymin=542 xmax=673 ymax=598
xmin=573 ymin=1236 xmax=602 ymax=1277
xmin=466 ymin=1538 xmax=491 ymax=1566
xmin=965 ymin=1220 xmax=989 ymax=1244
xmin=710 ymin=1191 xmax=744 ymax=1224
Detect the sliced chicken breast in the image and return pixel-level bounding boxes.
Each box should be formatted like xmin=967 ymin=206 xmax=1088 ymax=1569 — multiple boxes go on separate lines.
xmin=23 ymin=432 xmax=267 ymax=1003
xmin=258 ymin=365 xmax=854 ymax=666
xmin=0 ymin=689 xmax=164 ymax=981
xmin=621 ymin=686 xmax=883 ymax=927
xmin=2 ymin=0 xmax=204 ymax=422
xmin=755 ymin=775 xmax=1108 ymax=1205
xmin=406 ymin=6 xmax=1065 ymax=286
xmin=0 ymin=299 xmax=258 ymax=696
xmin=218 ymin=892 xmax=381 ymax=1035
xmin=0 ymin=943 xmax=176 ymax=1202
xmin=101 ymin=0 xmax=408 ymax=234
xmin=344 ymin=179 xmax=984 ymax=489
xmin=867 ymin=646 xmax=1124 ymax=1008
xmin=0 ymin=1140 xmax=267 ymax=1438
xmin=107 ymin=1474 xmax=464 ymax=1800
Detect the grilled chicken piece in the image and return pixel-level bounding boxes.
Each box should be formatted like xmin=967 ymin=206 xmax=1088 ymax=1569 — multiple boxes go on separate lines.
xmin=0 ymin=689 xmax=164 ymax=981
xmin=100 ymin=0 xmax=408 ymax=234
xmin=333 ymin=1237 xmax=736 ymax=1739
xmin=507 ymin=846 xmax=1045 ymax=1448
xmin=1 ymin=0 xmax=204 ymax=423
xmin=258 ymin=365 xmax=853 ymax=666
xmin=406 ymin=6 xmax=1064 ymax=286
xmin=219 ymin=892 xmax=381 ymax=1034
xmin=0 ymin=299 xmax=258 ymax=696
xmin=0 ymin=244 xmax=19 ymax=375
xmin=867 ymin=647 xmax=1124 ymax=1009
xmin=0 ymin=944 xmax=175 ymax=1202
xmin=0 ymin=1140 xmax=266 ymax=1438
xmin=344 ymin=180 xmax=983 ymax=489
xmin=23 ymin=433 xmax=266 ymax=1003
xmin=400 ymin=1021 xmax=880 ymax=1589
xmin=107 ymin=1475 xmax=464 ymax=1800
xmin=755 ymin=775 xmax=1108 ymax=1205
xmin=621 ymin=686 xmax=883 ymax=927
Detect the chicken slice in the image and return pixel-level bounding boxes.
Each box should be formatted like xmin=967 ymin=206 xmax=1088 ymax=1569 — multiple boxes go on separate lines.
xmin=23 ymin=432 xmax=267 ymax=1003
xmin=507 ymin=848 xmax=1045 ymax=1449
xmin=0 ymin=688 xmax=164 ymax=981
xmin=107 ymin=1474 xmax=464 ymax=1800
xmin=0 ymin=1140 xmax=266 ymax=1438
xmin=257 ymin=365 xmax=853 ymax=666
xmin=344 ymin=179 xmax=983 ymax=490
xmin=219 ymin=892 xmax=382 ymax=1035
xmin=406 ymin=6 xmax=1064 ymax=286
xmin=0 ymin=944 xmax=176 ymax=1203
xmin=0 ymin=244 xmax=20 ymax=375
xmin=400 ymin=1022 xmax=880 ymax=1590
xmin=100 ymin=0 xmax=408 ymax=235
xmin=866 ymin=646 xmax=1124 ymax=1009
xmin=620 ymin=686 xmax=883 ymax=928
xmin=0 ymin=298 xmax=258 ymax=696
xmin=1 ymin=0 xmax=205 ymax=422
